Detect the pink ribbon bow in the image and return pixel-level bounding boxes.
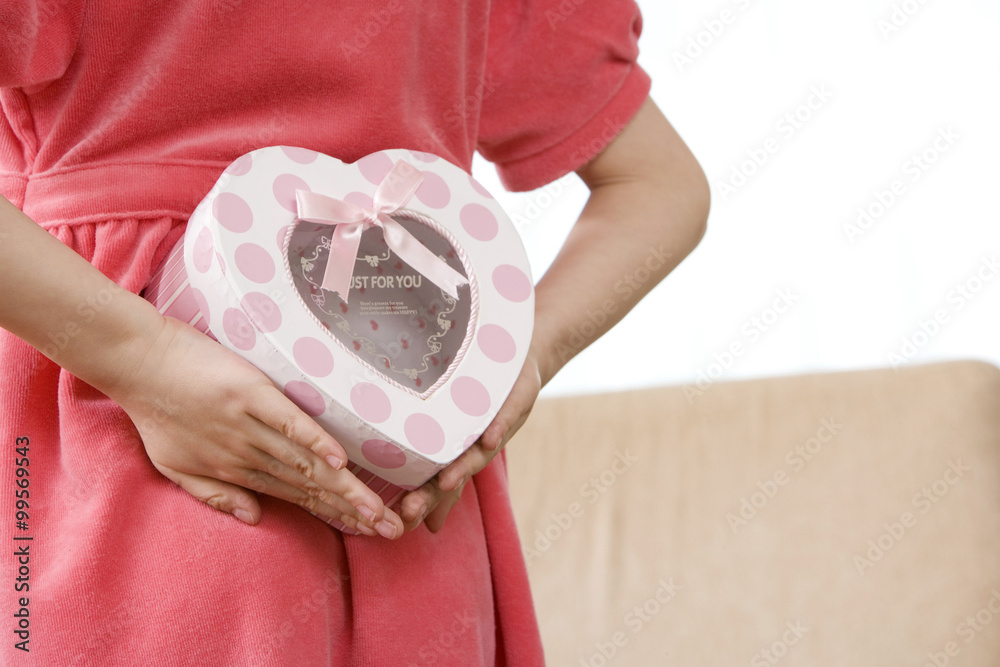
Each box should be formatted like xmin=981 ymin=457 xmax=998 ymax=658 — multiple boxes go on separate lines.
xmin=295 ymin=160 xmax=469 ymax=303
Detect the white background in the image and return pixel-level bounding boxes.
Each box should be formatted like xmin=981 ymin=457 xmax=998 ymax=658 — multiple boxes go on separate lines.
xmin=472 ymin=0 xmax=1000 ymax=397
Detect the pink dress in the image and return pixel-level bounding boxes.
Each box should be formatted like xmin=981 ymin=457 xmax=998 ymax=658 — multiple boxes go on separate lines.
xmin=0 ymin=1 xmax=650 ymax=664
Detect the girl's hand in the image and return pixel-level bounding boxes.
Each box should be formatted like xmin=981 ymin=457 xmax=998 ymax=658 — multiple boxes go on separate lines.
xmin=106 ymin=315 xmax=403 ymax=538
xmin=398 ymin=352 xmax=543 ymax=533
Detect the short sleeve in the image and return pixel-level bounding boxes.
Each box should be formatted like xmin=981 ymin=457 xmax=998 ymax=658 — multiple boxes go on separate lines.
xmin=0 ymin=1 xmax=83 ymax=89
xmin=477 ymin=0 xmax=652 ymax=192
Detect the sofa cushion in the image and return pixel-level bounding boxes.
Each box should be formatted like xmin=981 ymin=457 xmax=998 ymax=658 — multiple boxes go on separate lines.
xmin=507 ymin=361 xmax=1000 ymax=665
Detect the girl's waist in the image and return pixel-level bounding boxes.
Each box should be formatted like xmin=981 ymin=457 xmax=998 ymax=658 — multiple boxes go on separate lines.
xmin=1 ymin=160 xmax=229 ymax=228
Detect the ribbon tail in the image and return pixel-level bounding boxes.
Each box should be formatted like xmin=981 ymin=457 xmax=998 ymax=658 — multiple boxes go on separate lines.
xmin=321 ymin=223 xmax=364 ymax=302
xmin=380 ymin=215 xmax=469 ymax=300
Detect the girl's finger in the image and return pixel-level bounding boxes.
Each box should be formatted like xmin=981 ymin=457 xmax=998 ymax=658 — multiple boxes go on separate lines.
xmin=245 ymin=383 xmax=349 ymax=471
xmin=400 ymin=476 xmax=444 ymax=528
xmin=436 ymin=444 xmax=496 ymax=492
xmin=240 ymin=421 xmax=396 ymax=531
xmin=423 ymin=483 xmax=466 ymax=534
xmin=151 ymin=462 xmax=262 ymax=525
xmin=237 ymin=467 xmax=400 ymax=538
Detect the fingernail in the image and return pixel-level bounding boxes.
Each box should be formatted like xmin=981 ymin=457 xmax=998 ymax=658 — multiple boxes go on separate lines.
xmin=326 ymin=454 xmax=345 ymax=469
xmin=358 ymin=505 xmax=377 ymax=523
xmin=233 ymin=509 xmax=254 ymax=525
xmin=375 ymin=520 xmax=397 ymax=539
xmin=355 ymin=521 xmax=378 ymax=537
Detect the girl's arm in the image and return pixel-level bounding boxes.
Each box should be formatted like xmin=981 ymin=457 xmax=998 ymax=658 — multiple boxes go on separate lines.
xmin=400 ymin=97 xmax=710 ymax=531
xmin=0 ymin=197 xmax=403 ymax=538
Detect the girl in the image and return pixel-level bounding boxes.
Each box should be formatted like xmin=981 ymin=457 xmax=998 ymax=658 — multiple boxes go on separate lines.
xmin=0 ymin=1 xmax=708 ymax=664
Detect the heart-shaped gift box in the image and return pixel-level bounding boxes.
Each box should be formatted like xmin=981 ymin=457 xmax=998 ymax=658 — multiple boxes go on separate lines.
xmin=143 ymin=146 xmax=534 ymax=531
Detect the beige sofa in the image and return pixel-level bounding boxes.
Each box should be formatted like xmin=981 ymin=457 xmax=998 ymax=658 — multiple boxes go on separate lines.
xmin=507 ymin=360 xmax=1000 ymax=666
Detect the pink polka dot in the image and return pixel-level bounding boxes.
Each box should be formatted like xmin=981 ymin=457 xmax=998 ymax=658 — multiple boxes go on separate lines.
xmin=234 ymin=243 xmax=275 ymax=283
xmin=225 ymin=153 xmax=252 ymax=175
xmin=463 ymin=433 xmax=481 ymax=449
xmin=276 ymin=225 xmax=292 ymax=251
xmin=293 ymin=337 xmax=334 ymax=377
xmin=477 ymin=324 xmax=516 ymax=362
xmin=284 ymin=380 xmax=326 ymax=417
xmin=223 ymin=308 xmax=256 ymax=350
xmin=358 ymin=153 xmax=394 ymax=185
xmin=408 ymin=150 xmax=438 ymax=163
xmin=281 ymin=146 xmax=319 ymax=164
xmin=492 ymin=265 xmax=532 ymax=302
xmin=213 ymin=193 xmax=253 ymax=232
xmin=343 ymin=191 xmax=374 ymax=209
xmin=344 ymin=192 xmax=374 ymax=209
xmin=405 ymin=414 xmax=445 ymax=455
xmin=460 ymin=203 xmax=498 ymax=241
xmin=192 ymin=227 xmax=214 ymax=273
xmin=350 ymin=383 xmax=392 ymax=423
xmin=361 ymin=439 xmax=407 ymax=469
xmin=273 ymin=174 xmax=311 ymax=213
xmin=190 ymin=287 xmax=211 ymax=328
xmin=415 ymin=172 xmax=450 ymax=208
xmin=451 ymin=377 xmax=491 ymax=417
xmin=469 ymin=175 xmax=491 ymax=198
xmin=240 ymin=292 xmax=281 ymax=333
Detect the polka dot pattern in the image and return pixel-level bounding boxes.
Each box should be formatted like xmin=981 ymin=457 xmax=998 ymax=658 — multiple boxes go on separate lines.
xmin=451 ymin=377 xmax=490 ymax=416
xmin=460 ymin=203 xmax=498 ymax=241
xmin=477 ymin=324 xmax=516 ymax=363
xmin=351 ymin=383 xmax=391 ymax=423
xmin=213 ymin=193 xmax=253 ymax=232
xmin=276 ymin=225 xmax=291 ymax=251
xmin=405 ymin=414 xmax=445 ymax=455
xmin=361 ymin=439 xmax=407 ymax=469
xmin=415 ymin=171 xmax=450 ymax=208
xmin=469 ymin=174 xmax=491 ymax=198
xmin=153 ymin=147 xmax=534 ymax=503
xmin=285 ymin=380 xmax=326 ymax=417
xmin=234 ymin=243 xmax=275 ymax=283
xmin=222 ymin=308 xmax=255 ymax=350
xmin=225 ymin=154 xmax=252 ymax=175
xmin=281 ymin=146 xmax=319 ymax=164
xmin=192 ymin=228 xmax=214 ymax=273
xmin=293 ymin=337 xmax=334 ymax=377
xmin=493 ymin=264 xmax=532 ymax=302
xmin=241 ymin=292 xmax=281 ymax=333
xmin=343 ymin=191 xmax=374 ymax=209
xmin=273 ymin=174 xmax=310 ymax=212
xmin=358 ymin=152 xmax=394 ymax=185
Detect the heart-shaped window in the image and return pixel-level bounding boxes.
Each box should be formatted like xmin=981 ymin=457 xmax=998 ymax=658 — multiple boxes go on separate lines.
xmin=286 ymin=211 xmax=475 ymax=396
